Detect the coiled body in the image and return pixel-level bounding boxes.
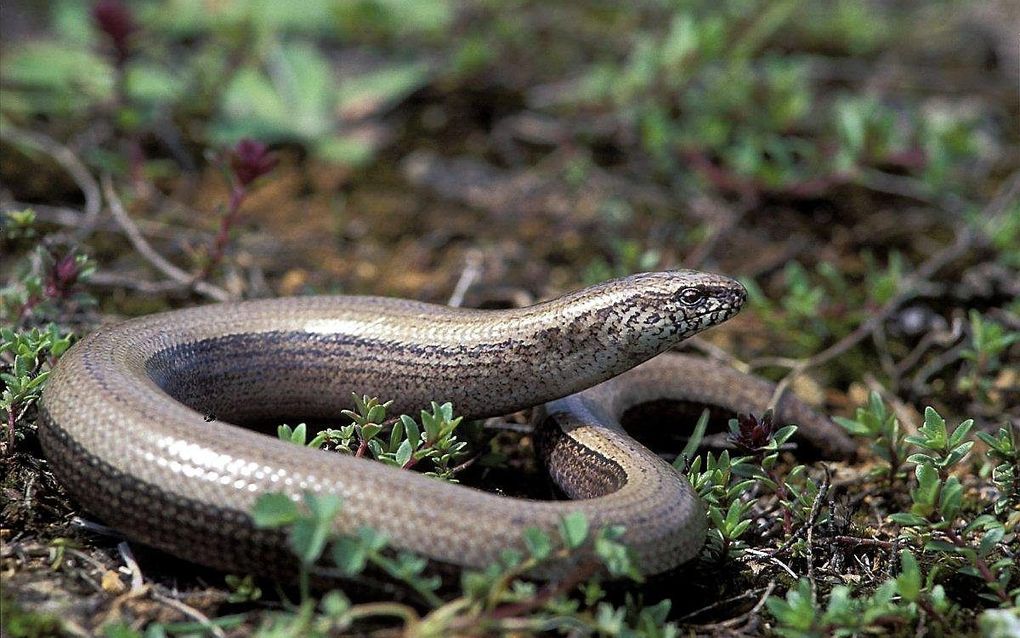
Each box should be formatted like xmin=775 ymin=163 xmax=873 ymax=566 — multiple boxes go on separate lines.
xmin=38 ymin=271 xmax=852 ymax=577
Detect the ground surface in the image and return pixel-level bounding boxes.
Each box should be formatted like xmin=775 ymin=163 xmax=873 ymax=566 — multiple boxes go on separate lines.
xmin=1 ymin=2 xmax=1018 ymax=637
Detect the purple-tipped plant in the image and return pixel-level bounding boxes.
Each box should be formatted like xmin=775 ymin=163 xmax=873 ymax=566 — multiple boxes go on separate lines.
xmin=729 ymin=410 xmax=779 ymax=452
xmin=44 ymin=254 xmax=82 ymax=300
xmin=198 ymin=139 xmax=278 ymax=281
xmin=93 ymin=0 xmax=137 ymax=67
xmin=230 ymin=139 xmax=278 ymax=187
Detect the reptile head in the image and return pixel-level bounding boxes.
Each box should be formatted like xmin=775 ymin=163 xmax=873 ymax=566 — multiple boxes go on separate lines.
xmin=526 ymin=269 xmax=747 ymax=400
xmin=643 ymin=269 xmax=746 ymax=338
xmin=586 ymin=270 xmax=747 ymax=352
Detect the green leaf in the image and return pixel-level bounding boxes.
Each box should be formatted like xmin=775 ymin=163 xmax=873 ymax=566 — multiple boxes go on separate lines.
xmin=731 ymin=519 xmax=752 ymax=538
xmin=923 ymin=407 xmax=948 ymax=448
xmin=773 ymin=425 xmax=798 ymax=446
xmin=320 ymin=590 xmax=351 ymax=618
xmin=361 ymin=422 xmax=382 ymax=441
xmin=499 ymin=548 xmax=523 ymax=569
xmin=948 ymin=418 xmax=974 ymax=447
xmin=304 ymin=492 xmax=343 ymax=522
xmin=388 ymin=417 xmax=405 ymax=451
xmin=214 ymin=42 xmax=333 ymax=144
xmin=251 ymin=493 xmax=299 ymax=528
xmin=336 ymin=62 xmax=430 ymax=120
xmin=332 ymin=536 xmax=369 ymax=575
xmin=25 ymin=370 xmax=50 ymax=389
xmin=594 ymin=529 xmax=640 ymax=580
xmin=924 ymin=539 xmax=959 ymax=553
xmin=944 ymin=441 xmax=974 ymax=466
xmin=0 ymin=41 xmax=113 ymax=117
xmin=399 ymin=415 xmax=421 ymax=448
xmin=559 ymin=512 xmax=590 ymax=549
xmin=366 ymin=404 xmax=387 ymax=424
xmin=833 ymin=415 xmax=869 ymax=436
xmin=938 ymin=476 xmax=962 ymax=520
xmin=724 ymin=499 xmax=745 ymax=529
xmin=287 ymin=493 xmax=341 ymax=566
xmin=889 ymin=513 xmax=928 ymax=527
xmin=315 ymin=135 xmax=377 ymax=166
xmin=896 ymin=550 xmax=921 ymax=602
xmin=913 ymin=463 xmax=940 ymax=508
xmin=979 ymin=526 xmax=1005 ymax=557
xmin=126 ymin=63 xmax=185 ymax=105
xmin=523 ymin=528 xmax=552 ymax=561
xmin=906 ymin=453 xmax=936 ymax=466
xmin=289 ymin=517 xmax=329 ymax=566
xmin=421 ymin=411 xmax=440 ymax=442
xmin=394 ymin=438 xmax=413 ymax=466
xmin=766 ymin=579 xmax=815 ymax=631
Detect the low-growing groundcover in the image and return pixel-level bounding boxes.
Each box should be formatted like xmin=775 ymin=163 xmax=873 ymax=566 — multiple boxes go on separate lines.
xmin=2 ymin=1 xmax=1018 ymax=636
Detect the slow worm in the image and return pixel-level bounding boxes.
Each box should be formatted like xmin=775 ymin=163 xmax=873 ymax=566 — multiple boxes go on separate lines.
xmin=39 ymin=270 xmax=854 ymax=577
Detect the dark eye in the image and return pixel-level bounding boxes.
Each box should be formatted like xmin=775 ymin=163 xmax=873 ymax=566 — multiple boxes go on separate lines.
xmin=678 ymin=288 xmax=705 ymax=306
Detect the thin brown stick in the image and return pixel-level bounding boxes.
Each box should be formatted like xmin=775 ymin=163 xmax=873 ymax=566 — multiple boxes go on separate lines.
xmin=447 ymin=249 xmax=484 ymax=308
xmin=88 ymin=271 xmax=199 ymax=295
xmin=752 ymin=226 xmax=973 ymax=372
xmin=0 ymin=126 xmax=101 ymax=238
xmin=102 ymin=174 xmax=232 ymax=302
xmin=754 ymin=170 xmax=1020 ymax=410
xmin=829 ymin=535 xmax=894 ymax=549
xmin=116 ymin=542 xmax=145 ymax=593
xmin=149 ymin=590 xmax=228 ymax=638
xmin=689 ymin=580 xmax=777 ymax=631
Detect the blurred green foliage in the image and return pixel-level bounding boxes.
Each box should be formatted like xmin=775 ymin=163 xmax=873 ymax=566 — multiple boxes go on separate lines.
xmin=2 ymin=0 xmax=989 ymax=188
xmin=568 ymin=0 xmax=983 ymax=195
xmin=1 ymin=0 xmax=438 ymax=165
xmin=744 ymin=255 xmax=903 ymax=357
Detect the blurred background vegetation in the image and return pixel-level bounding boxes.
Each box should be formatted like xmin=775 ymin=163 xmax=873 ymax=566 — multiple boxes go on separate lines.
xmin=1 ymin=1 xmax=1018 ymax=636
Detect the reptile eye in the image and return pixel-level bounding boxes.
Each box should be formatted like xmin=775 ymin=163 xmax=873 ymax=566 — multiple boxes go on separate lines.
xmin=678 ymin=288 xmax=705 ymax=306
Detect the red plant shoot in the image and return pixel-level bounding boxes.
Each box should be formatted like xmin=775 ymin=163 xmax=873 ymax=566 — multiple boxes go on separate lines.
xmin=198 ymin=139 xmax=278 ymax=281
xmin=93 ymin=0 xmax=137 ymax=67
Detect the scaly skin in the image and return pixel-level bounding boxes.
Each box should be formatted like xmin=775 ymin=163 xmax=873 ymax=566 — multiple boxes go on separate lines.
xmin=38 ymin=270 xmax=852 ymax=577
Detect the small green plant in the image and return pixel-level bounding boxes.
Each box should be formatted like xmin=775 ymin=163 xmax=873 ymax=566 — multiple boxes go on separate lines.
xmin=767 ymin=550 xmax=953 ymax=637
xmin=976 ymin=425 xmax=1019 ymax=516
xmin=276 ymin=422 xmax=329 ymax=449
xmin=682 ymin=411 xmax=756 ymax=561
xmin=0 ymin=3 xmax=432 ymax=168
xmin=340 ymin=393 xmax=392 ymax=457
xmin=982 ymin=201 xmax=1020 ymax=270
xmin=249 ymin=491 xmax=675 ymax=636
xmin=903 ymin=407 xmax=974 ymax=480
xmin=224 ymin=574 xmax=263 ymax=604
xmin=0 ymin=208 xmax=39 ymax=241
xmin=1 ymin=243 xmax=96 ymax=326
xmin=1 ymin=324 xmax=74 ymax=453
xmin=834 ymin=390 xmax=907 ymax=482
xmin=888 ymin=407 xmax=1016 ymax=606
xmin=101 ymin=615 xmax=247 ymax=638
xmin=567 ymin=2 xmax=980 ymax=197
xmin=957 ymin=310 xmax=1020 ymax=405
xmin=727 ymin=411 xmax=806 ymax=536
xmin=745 ymin=257 xmax=903 ymax=360
xmin=280 ymin=395 xmax=471 ymax=482
xmin=0 ymin=594 xmax=64 ymax=638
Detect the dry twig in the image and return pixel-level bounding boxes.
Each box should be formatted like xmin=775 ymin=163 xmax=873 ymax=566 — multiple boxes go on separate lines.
xmin=0 ymin=125 xmax=102 ymax=238
xmin=754 ymin=171 xmax=1020 ymax=411
xmin=102 ymin=174 xmax=233 ymax=302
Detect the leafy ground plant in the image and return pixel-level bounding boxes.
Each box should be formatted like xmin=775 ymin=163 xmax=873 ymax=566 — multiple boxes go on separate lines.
xmin=2 ymin=1 xmax=1018 ymax=636
xmin=243 ymin=494 xmax=668 ymax=637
